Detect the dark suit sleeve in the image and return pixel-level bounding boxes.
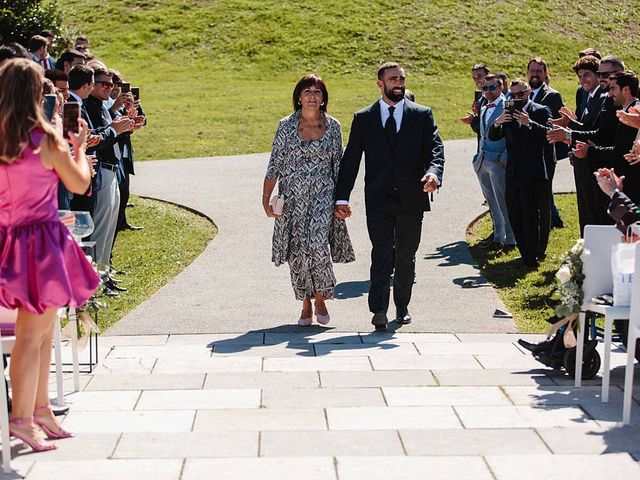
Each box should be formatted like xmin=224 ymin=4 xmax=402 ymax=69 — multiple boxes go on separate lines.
xmin=423 ymin=108 xmax=445 ymax=185
xmin=335 ymin=113 xmax=365 ymax=202
xmin=546 ymin=91 xmax=563 ymax=118
xmin=470 ymin=114 xmax=480 ymax=134
xmin=528 ymin=106 xmax=551 ymax=139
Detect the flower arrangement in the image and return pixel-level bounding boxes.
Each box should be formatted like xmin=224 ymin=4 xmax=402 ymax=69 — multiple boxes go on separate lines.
xmin=545 ymin=239 xmax=589 ymax=346
xmin=551 ymin=238 xmax=587 ymax=318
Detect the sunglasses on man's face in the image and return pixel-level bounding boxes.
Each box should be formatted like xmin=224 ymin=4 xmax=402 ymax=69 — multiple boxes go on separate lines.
xmin=481 ymin=84 xmax=499 ymax=91
xmin=97 ymin=81 xmax=114 ymax=89
xmin=597 ymin=71 xmax=617 ymax=78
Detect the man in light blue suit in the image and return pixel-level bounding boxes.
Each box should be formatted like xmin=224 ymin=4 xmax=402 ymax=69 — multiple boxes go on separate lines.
xmin=473 ymin=74 xmax=515 ymax=252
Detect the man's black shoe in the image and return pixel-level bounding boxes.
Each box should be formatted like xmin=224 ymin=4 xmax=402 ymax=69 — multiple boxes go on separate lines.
xmin=396 ymin=308 xmax=412 ymax=325
xmin=489 ymin=241 xmax=505 ymax=252
xmin=105 ymin=280 xmax=127 ymax=292
xmin=518 ymin=338 xmax=554 ymax=355
xmin=372 ymin=312 xmax=388 ymax=332
xmin=124 ymin=224 xmax=144 ymax=231
xmin=500 ymin=244 xmax=517 ymax=254
xmin=102 ymin=287 xmax=119 ymax=297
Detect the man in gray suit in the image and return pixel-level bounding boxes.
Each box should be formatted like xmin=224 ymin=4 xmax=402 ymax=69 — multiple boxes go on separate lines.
xmin=474 ymin=74 xmax=515 ymax=252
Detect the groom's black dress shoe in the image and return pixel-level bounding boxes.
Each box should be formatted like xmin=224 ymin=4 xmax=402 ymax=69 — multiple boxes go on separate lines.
xmin=396 ymin=308 xmax=412 ymax=325
xmin=372 ymin=313 xmax=388 ymax=332
xmin=518 ymin=338 xmax=554 ymax=355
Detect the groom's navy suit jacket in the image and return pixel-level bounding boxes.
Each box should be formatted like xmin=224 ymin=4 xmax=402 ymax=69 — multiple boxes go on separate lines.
xmin=336 ymin=99 xmax=445 ymax=214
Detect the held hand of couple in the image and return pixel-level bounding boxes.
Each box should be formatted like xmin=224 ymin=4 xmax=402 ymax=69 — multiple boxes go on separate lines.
xmin=334 ymin=204 xmax=351 ymax=219
xmin=422 ymin=173 xmax=438 ymax=193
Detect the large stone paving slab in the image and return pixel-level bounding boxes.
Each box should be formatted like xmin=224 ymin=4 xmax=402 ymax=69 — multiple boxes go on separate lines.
xmin=182 ymin=458 xmax=336 ymax=480
xmin=485 ymin=453 xmax=640 ymax=479
xmin=26 ymin=459 xmax=183 ymax=480
xmin=399 ymin=428 xmax=550 ymax=456
xmin=336 ymin=456 xmax=493 ymax=480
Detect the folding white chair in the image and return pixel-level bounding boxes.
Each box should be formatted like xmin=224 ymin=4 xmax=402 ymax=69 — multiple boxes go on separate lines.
xmin=575 ymin=225 xmax=629 ymax=404
xmin=622 ymin=243 xmax=640 ymax=424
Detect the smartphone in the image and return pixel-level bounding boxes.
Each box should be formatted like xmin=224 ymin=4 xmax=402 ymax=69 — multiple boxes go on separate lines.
xmin=62 ymin=102 xmax=80 ymax=138
xmin=512 ymin=99 xmax=524 ymax=112
xmin=131 ymin=87 xmax=140 ymax=101
xmin=43 ymin=94 xmax=57 ymax=121
xmin=121 ymin=82 xmax=130 ymax=93
xmin=474 ymin=91 xmax=482 ymax=103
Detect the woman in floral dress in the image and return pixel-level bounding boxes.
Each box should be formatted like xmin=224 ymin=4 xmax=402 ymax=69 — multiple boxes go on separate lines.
xmin=262 ymin=74 xmax=354 ymax=326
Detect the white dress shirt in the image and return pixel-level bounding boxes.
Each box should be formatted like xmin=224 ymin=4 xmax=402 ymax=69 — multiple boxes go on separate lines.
xmin=379 ymin=98 xmax=404 ymax=132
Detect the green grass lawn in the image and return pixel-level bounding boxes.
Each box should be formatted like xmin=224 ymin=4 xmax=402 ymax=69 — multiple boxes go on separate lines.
xmin=96 ymin=196 xmax=217 ymax=331
xmin=61 ymin=0 xmax=640 ymax=159
xmin=466 ymin=193 xmax=580 ymax=333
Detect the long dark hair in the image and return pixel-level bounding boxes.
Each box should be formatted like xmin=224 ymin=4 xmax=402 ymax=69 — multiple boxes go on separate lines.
xmin=292 ymin=74 xmax=328 ymax=112
xmin=0 ymin=58 xmax=59 ymax=163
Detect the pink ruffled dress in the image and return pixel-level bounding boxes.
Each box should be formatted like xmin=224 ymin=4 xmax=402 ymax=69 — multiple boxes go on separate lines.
xmin=0 ymin=130 xmax=100 ymax=314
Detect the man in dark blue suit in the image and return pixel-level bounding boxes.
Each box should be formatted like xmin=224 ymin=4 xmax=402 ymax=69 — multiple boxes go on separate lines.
xmin=489 ymin=79 xmax=551 ymax=269
xmin=335 ymin=62 xmax=445 ymax=331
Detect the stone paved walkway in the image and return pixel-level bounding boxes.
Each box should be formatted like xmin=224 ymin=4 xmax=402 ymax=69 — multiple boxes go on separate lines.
xmin=3 ymin=333 xmax=640 ymax=479
xmin=4 ymin=141 xmax=638 ymax=478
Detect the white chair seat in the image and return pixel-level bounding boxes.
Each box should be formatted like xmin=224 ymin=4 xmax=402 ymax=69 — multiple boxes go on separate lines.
xmin=585 ymin=304 xmax=630 ymax=318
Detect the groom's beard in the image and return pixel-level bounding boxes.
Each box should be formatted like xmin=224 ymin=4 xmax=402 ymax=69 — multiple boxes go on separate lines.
xmin=385 ymin=85 xmax=405 ymax=102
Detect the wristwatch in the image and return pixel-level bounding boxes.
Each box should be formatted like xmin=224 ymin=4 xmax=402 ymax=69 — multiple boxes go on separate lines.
xmin=565 ymin=130 xmax=572 ymax=143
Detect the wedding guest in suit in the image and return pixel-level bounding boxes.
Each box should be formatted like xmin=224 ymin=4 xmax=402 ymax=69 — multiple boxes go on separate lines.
xmin=473 ymin=75 xmax=515 ymax=252
xmin=527 ymin=57 xmax=565 ymax=239
xmin=83 ymin=66 xmax=134 ymax=285
xmin=335 ymin=62 xmax=445 ymax=331
xmin=263 ymin=74 xmax=354 ymax=326
xmin=38 ymin=30 xmax=56 ymax=70
xmin=574 ymin=71 xmax=640 ymax=204
xmin=54 ymin=49 xmax=85 ymax=74
xmin=27 ymin=36 xmax=48 ymax=69
xmin=74 ymin=35 xmax=91 ymax=55
xmin=460 ymin=63 xmax=490 ymax=128
xmin=45 ymin=69 xmax=69 ymax=102
xmin=489 ymin=79 xmax=551 ymax=269
xmin=495 ymin=72 xmax=510 ymax=97
xmin=553 ymin=55 xmax=611 ymax=235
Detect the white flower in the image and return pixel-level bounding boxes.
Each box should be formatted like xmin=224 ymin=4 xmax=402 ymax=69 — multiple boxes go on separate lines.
xmin=556 ymin=265 xmax=572 ymax=284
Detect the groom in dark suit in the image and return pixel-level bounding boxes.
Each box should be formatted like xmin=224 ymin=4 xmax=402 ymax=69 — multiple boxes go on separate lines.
xmin=335 ymin=62 xmax=445 ymax=331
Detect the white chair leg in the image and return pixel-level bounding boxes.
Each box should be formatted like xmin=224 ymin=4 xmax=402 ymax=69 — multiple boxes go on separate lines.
xmin=623 ymin=326 xmax=637 ymax=425
xmin=602 ymin=315 xmax=614 ymax=402
xmin=0 ymin=339 xmax=11 ymax=473
xmin=53 ymin=309 xmax=65 ymax=406
xmin=575 ymin=312 xmax=586 ymax=387
xmin=68 ymin=308 xmax=80 ymax=392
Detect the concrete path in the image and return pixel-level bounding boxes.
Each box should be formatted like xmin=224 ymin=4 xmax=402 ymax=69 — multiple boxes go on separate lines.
xmin=4 ymin=333 xmax=640 ymax=479
xmin=109 ymin=139 xmax=575 ymax=335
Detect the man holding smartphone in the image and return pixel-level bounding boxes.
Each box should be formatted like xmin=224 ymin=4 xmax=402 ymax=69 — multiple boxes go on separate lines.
xmin=489 ymin=79 xmax=551 ymax=269
xmin=83 ymin=66 xmax=134 ymax=290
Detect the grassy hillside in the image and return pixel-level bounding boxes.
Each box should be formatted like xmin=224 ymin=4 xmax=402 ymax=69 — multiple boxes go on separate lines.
xmin=62 ymin=0 xmax=640 ymax=159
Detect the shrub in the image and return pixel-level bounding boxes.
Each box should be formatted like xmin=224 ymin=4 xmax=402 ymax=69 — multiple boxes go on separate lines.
xmin=0 ymin=0 xmax=63 ymax=48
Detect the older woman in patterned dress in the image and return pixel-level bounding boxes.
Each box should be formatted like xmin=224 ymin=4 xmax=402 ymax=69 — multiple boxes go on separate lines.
xmin=262 ymin=74 xmax=354 ymax=326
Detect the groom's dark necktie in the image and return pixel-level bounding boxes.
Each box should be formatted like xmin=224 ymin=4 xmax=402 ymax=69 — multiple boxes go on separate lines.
xmin=385 ymin=106 xmax=397 ymax=140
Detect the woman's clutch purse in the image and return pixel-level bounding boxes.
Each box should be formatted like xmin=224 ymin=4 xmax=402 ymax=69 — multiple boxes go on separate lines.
xmin=270 ymin=194 xmax=284 ymax=215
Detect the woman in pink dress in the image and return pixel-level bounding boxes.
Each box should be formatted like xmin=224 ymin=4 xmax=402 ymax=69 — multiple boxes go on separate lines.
xmin=0 ymin=59 xmax=100 ymax=452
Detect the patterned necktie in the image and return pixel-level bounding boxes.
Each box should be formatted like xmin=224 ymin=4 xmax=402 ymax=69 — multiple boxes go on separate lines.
xmin=385 ymin=106 xmax=396 ymax=139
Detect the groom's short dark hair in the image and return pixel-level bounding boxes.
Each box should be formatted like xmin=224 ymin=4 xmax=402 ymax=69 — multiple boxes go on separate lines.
xmin=377 ymin=62 xmax=401 ymax=80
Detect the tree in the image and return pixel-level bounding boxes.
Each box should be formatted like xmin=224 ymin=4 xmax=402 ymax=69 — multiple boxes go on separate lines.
xmin=0 ymin=0 xmax=63 ymax=47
